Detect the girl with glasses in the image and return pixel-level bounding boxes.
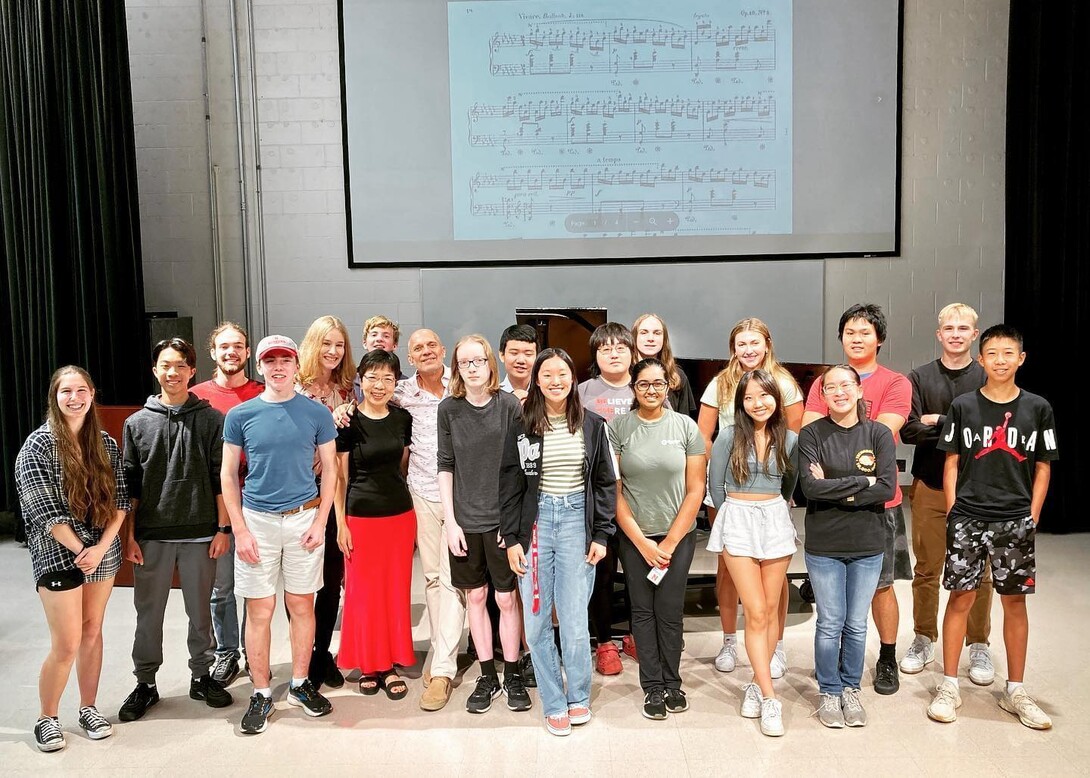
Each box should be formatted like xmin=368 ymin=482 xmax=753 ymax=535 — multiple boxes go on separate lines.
xmin=798 ymin=365 xmax=896 ymax=729
xmin=334 ymin=349 xmax=415 ymax=701
xmin=706 ymin=369 xmax=798 ymax=736
xmin=697 ymin=318 xmax=803 ymax=678
xmin=500 ymin=348 xmax=617 ymax=736
xmin=609 ymin=358 xmax=706 ymax=720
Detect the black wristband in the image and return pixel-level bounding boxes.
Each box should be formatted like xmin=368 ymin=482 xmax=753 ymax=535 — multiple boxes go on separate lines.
xmin=216 ymin=525 xmax=233 ymax=535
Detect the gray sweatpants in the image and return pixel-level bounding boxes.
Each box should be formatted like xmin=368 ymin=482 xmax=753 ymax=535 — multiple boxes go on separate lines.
xmin=132 ymin=540 xmax=218 ymax=683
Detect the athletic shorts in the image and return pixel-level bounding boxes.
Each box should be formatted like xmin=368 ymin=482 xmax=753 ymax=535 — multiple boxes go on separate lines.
xmin=878 ymin=505 xmax=913 ymax=588
xmin=706 ymin=495 xmax=797 ymax=560
xmin=37 ymin=568 xmax=86 ymax=592
xmin=450 ymin=530 xmax=516 ymax=592
xmin=234 ymin=506 xmax=324 ymax=598
xmin=944 ymin=513 xmax=1036 ymax=595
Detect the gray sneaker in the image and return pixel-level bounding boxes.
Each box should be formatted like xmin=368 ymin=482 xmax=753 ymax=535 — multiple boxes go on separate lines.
xmin=814 ymin=692 xmax=844 ymax=729
xmin=968 ymin=643 xmax=995 ymax=686
xmin=841 ymin=687 xmax=867 ymax=727
xmin=899 ymin=634 xmax=935 ymax=674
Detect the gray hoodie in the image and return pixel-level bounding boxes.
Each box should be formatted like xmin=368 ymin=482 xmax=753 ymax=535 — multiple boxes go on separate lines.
xmin=122 ymin=393 xmax=224 ymax=541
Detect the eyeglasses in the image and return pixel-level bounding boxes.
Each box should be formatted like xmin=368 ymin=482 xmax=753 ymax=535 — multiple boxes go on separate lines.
xmin=635 ymin=380 xmax=669 ymax=392
xmin=457 ymin=358 xmax=488 ymax=369
xmin=597 ymin=345 xmax=630 ymax=355
xmin=362 ymin=374 xmax=396 ymax=386
xmin=822 ymin=382 xmax=858 ymax=395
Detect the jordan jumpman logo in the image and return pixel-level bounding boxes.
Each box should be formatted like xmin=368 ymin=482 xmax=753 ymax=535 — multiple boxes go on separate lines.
xmin=974 ymin=411 xmax=1027 ymax=462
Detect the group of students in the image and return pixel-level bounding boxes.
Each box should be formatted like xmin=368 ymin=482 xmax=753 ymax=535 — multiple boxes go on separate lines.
xmin=15 ymin=303 xmax=1058 ymax=751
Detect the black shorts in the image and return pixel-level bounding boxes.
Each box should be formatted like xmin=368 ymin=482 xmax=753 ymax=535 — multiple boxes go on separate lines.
xmin=37 ymin=568 xmax=85 ymax=592
xmin=450 ymin=530 xmax=516 ymax=592
xmin=878 ymin=505 xmax=913 ymax=588
xmin=943 ymin=513 xmax=1036 ymax=595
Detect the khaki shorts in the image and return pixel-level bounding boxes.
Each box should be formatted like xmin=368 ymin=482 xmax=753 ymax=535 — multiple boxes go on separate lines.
xmin=234 ymin=506 xmax=324 ymax=598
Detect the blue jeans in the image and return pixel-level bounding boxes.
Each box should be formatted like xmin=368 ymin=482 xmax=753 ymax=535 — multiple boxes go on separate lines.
xmin=518 ymin=492 xmax=596 ymax=718
xmin=805 ymin=552 xmax=884 ymax=695
xmin=211 ymin=536 xmax=244 ymax=657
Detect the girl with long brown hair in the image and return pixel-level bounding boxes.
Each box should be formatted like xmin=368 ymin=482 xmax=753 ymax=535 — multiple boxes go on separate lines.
xmin=632 ymin=313 xmax=696 ymax=417
xmin=15 ymin=366 xmax=130 ymax=752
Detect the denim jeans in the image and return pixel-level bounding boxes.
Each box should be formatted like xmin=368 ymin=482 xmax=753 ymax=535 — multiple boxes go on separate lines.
xmin=518 ymin=492 xmax=595 ymax=718
xmin=211 ymin=535 xmax=244 ymax=657
xmin=805 ymin=552 xmax=884 ymax=694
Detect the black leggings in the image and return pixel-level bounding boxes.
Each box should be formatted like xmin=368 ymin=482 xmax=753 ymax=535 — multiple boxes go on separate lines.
xmin=311 ymin=510 xmax=344 ymax=668
xmin=589 ymin=535 xmax=626 ymax=644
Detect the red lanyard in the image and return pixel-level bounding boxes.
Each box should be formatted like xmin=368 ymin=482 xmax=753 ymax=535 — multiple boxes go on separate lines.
xmin=530 ymin=523 xmax=541 ymax=615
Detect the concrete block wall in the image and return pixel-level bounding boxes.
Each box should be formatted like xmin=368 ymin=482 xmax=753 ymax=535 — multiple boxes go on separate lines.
xmin=127 ymin=0 xmax=1010 ymax=372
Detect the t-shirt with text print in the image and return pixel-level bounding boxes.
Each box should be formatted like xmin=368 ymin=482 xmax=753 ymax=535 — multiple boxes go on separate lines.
xmin=937 ymin=389 xmax=1058 ymax=522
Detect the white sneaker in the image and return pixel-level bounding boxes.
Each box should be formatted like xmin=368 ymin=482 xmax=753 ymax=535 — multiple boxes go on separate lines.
xmin=715 ymin=639 xmax=738 ymax=673
xmin=926 ymin=680 xmax=962 ymax=723
xmin=999 ymin=687 xmax=1052 ymax=730
xmin=968 ymin=643 xmax=995 ymax=686
xmin=760 ymin=697 xmax=784 ymax=737
xmin=899 ymin=634 xmax=935 ymax=674
xmin=770 ymin=647 xmax=787 ymax=679
xmin=740 ymin=682 xmax=763 ymax=719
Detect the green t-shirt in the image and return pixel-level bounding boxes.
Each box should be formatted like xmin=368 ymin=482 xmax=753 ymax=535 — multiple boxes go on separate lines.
xmin=608 ymin=409 xmax=705 ymax=537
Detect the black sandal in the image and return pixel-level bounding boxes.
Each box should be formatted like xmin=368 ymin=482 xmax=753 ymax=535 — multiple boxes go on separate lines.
xmin=358 ymin=674 xmax=380 ymax=695
xmin=378 ymin=670 xmax=408 ymax=700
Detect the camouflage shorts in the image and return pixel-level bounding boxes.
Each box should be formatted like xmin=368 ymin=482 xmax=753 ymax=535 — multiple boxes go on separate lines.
xmin=944 ymin=514 xmax=1036 ymax=595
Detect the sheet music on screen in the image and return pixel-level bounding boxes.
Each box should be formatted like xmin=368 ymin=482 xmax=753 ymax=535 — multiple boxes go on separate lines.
xmin=341 ymin=0 xmax=901 ymax=266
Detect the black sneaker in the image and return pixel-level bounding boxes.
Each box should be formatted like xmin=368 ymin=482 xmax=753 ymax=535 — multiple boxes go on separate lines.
xmin=77 ymin=706 xmax=113 ymax=740
xmin=643 ymin=689 xmax=668 ymax=720
xmin=190 ymin=675 xmax=233 ymax=708
xmin=519 ymin=653 xmax=537 ymax=688
xmin=34 ymin=716 xmax=65 ymax=752
xmin=466 ymin=675 xmax=502 ymax=714
xmin=664 ymin=688 xmax=689 ymax=713
xmin=287 ymin=679 xmax=332 ymax=717
xmin=119 ymin=683 xmax=159 ymax=722
xmin=874 ymin=657 xmax=900 ymax=695
xmin=241 ymin=693 xmax=273 ymax=734
xmin=211 ymin=653 xmax=241 ymax=686
xmin=503 ymin=673 xmax=533 ymax=712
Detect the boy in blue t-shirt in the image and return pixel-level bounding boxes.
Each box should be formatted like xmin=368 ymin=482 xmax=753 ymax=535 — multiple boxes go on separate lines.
xmin=221 ymin=335 xmax=337 ymax=735
xmin=927 ymin=325 xmax=1058 ymax=730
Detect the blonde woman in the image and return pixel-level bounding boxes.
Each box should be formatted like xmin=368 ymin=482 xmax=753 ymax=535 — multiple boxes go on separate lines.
xmin=295 ymin=315 xmax=355 ymax=689
xmin=697 ymin=318 xmax=802 ymax=677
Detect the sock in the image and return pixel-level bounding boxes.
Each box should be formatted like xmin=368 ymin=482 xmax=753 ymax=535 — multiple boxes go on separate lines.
xmin=879 ymin=642 xmax=896 ymax=662
xmin=504 ymin=659 xmax=520 ymax=678
xmin=479 ymin=658 xmax=497 ymax=678
xmin=144 ymin=682 xmax=156 ymax=690
xmin=1007 ymin=681 xmax=1024 ymax=696
xmin=290 ymin=677 xmax=306 ymax=688
xmin=723 ymin=633 xmax=737 ymax=645
xmin=776 ymin=639 xmax=785 ymax=652
xmin=256 ymin=688 xmax=272 ymax=698
xmin=943 ymin=675 xmax=959 ymax=689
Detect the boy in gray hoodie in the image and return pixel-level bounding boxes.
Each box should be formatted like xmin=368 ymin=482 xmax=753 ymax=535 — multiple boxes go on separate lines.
xmin=118 ymin=338 xmax=234 ymax=722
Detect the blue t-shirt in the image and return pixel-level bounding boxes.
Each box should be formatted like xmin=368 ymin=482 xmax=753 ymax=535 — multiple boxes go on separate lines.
xmin=224 ymin=394 xmax=337 ymax=513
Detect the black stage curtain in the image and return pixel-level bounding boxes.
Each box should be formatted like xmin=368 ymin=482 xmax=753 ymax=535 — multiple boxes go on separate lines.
xmin=1 ymin=1 xmax=147 ymax=513
xmin=1005 ymin=2 xmax=1089 ymax=533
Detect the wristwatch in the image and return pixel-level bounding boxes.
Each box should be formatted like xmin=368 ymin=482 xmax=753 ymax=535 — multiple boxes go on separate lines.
xmin=216 ymin=525 xmax=233 ymax=535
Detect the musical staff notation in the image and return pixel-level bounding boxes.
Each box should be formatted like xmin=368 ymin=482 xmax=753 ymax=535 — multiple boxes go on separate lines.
xmin=488 ymin=20 xmax=776 ymax=76
xmin=468 ymin=93 xmax=775 ymax=147
xmin=468 ymin=163 xmax=776 ymax=224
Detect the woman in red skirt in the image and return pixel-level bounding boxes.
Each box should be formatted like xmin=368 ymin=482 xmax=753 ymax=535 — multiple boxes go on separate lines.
xmin=335 ymin=349 xmax=416 ymax=699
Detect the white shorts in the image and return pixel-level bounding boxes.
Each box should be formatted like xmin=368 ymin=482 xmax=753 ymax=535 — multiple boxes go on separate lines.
xmin=234 ymin=506 xmax=324 ymax=598
xmin=706 ymin=495 xmax=797 ymax=561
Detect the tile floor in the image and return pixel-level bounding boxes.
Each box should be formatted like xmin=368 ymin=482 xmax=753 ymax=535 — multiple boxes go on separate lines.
xmin=1 ymin=518 xmax=1087 ymax=777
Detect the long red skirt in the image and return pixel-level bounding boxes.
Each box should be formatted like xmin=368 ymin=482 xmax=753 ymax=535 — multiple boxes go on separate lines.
xmin=337 ymin=509 xmax=417 ymax=674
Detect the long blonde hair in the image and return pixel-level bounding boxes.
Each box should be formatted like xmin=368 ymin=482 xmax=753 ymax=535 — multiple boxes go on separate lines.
xmin=45 ymin=366 xmax=115 ymax=529
xmin=448 ymin=334 xmax=500 ymax=398
xmin=632 ymin=313 xmax=683 ymax=391
xmin=714 ymin=318 xmax=798 ymax=408
xmin=297 ymin=315 xmax=355 ymax=393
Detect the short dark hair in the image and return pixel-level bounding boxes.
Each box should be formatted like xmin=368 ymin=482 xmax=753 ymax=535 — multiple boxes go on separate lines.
xmin=588 ymin=322 xmax=636 ymax=378
xmin=837 ymin=303 xmax=887 ymax=344
xmin=153 ymin=338 xmax=197 ymax=368
xmin=499 ymin=324 xmax=537 ymax=353
xmin=357 ymin=348 xmax=401 ymax=378
xmin=979 ymin=324 xmax=1023 ymax=352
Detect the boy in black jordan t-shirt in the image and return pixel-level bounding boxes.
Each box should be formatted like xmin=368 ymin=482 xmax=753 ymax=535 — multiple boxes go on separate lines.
xmin=926 ymin=325 xmax=1058 ymax=730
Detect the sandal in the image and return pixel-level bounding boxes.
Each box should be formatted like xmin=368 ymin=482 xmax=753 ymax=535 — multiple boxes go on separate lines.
xmin=379 ymin=670 xmax=408 ymax=700
xmin=358 ymin=674 xmax=380 ymax=696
